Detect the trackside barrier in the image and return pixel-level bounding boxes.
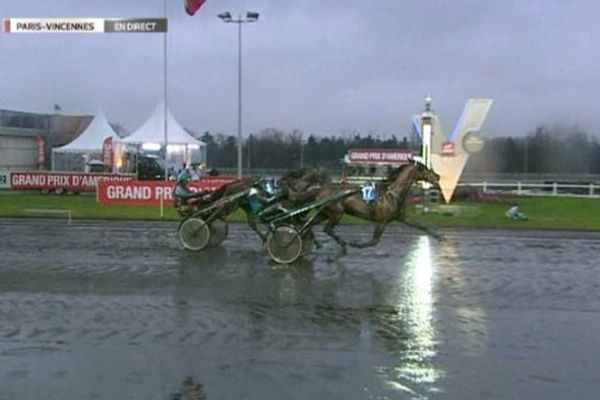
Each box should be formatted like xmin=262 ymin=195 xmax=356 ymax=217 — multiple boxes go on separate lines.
xmin=96 ymin=178 xmax=236 ymax=206
xmin=457 ymin=182 xmax=598 ymax=198
xmin=23 ymin=208 xmax=72 ymax=224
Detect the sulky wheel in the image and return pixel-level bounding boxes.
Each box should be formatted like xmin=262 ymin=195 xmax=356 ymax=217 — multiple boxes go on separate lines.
xmin=300 ymin=229 xmax=316 ymax=256
xmin=266 ymin=225 xmax=303 ymax=264
xmin=208 ymin=219 xmax=228 ymax=247
xmin=178 ymin=217 xmax=211 ymax=251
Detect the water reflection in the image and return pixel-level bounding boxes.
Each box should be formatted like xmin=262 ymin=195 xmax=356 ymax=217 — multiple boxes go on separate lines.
xmin=377 ymin=235 xmax=441 ymax=397
xmin=298 ymin=236 xmax=443 ymax=398
xmin=437 ymin=237 xmax=488 ymax=355
xmin=170 ymin=234 xmax=448 ymax=398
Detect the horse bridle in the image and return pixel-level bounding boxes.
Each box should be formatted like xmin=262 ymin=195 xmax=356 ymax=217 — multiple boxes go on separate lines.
xmin=383 ymin=167 xmax=422 ymax=206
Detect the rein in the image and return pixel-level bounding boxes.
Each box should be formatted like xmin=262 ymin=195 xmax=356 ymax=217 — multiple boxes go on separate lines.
xmin=382 ymin=168 xmax=414 ymax=203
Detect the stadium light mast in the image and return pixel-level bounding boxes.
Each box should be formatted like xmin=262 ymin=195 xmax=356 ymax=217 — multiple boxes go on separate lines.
xmin=218 ymin=11 xmax=260 ymax=179
xmin=421 ymin=95 xmax=434 ymax=170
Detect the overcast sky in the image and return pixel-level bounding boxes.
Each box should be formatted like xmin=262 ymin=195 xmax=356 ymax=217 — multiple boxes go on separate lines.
xmin=1 ymin=0 xmax=599 ymax=139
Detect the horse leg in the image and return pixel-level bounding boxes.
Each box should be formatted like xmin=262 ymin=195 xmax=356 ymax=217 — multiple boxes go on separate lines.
xmin=322 ymin=218 xmax=348 ymax=255
xmin=245 ymin=210 xmax=267 ymax=243
xmin=312 ymin=233 xmax=323 ymax=250
xmin=349 ymin=223 xmax=385 ymax=248
xmin=311 ymin=210 xmax=347 ymax=255
xmin=401 ymin=218 xmax=444 ymax=241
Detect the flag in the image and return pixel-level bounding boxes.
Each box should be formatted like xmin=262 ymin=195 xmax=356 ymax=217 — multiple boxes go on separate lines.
xmin=185 ymin=0 xmax=207 ymax=16
xmin=36 ymin=135 xmax=45 ymax=167
xmin=102 ymin=136 xmax=114 ymax=172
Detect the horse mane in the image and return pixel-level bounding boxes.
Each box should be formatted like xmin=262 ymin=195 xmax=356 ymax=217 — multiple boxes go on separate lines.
xmin=280 ymin=168 xmax=310 ymax=181
xmin=280 ymin=167 xmax=331 ymax=186
xmin=307 ymin=167 xmax=331 ymax=184
xmin=382 ymin=163 xmax=412 ymax=186
xmin=209 ymin=177 xmax=251 ymax=201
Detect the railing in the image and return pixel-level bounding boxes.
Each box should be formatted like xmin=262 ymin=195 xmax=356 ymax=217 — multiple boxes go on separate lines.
xmin=461 ymin=172 xmax=600 ymax=181
xmin=457 ymin=181 xmax=599 ymax=197
xmin=23 ymin=208 xmax=72 ymax=223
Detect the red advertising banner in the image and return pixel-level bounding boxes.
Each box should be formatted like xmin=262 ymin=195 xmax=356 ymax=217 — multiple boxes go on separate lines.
xmin=347 ymin=148 xmax=413 ymax=165
xmin=11 ymin=171 xmax=135 ymax=192
xmin=101 ymin=136 xmax=113 ymax=171
xmin=36 ymin=135 xmax=45 ymax=167
xmin=442 ymin=141 xmax=455 ymax=156
xmin=96 ymin=177 xmax=235 ymax=205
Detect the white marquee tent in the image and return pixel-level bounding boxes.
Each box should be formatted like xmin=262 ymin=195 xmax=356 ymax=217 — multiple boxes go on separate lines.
xmin=119 ymin=102 xmax=205 ymax=171
xmin=51 ymin=110 xmax=117 ymax=171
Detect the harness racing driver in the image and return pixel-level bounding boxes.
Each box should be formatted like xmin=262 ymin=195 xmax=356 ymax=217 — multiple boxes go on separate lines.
xmin=173 ymin=170 xmax=212 ymax=216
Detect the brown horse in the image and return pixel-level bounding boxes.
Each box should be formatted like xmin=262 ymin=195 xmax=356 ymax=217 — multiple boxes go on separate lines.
xmin=312 ymin=161 xmax=440 ymax=252
xmin=277 ymin=166 xmax=331 ymax=206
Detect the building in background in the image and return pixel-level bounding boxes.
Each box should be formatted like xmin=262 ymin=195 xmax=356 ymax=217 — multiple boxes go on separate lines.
xmin=0 ymin=109 xmax=92 ymax=171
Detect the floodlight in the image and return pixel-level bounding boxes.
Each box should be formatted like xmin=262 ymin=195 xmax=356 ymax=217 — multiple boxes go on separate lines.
xmin=218 ymin=12 xmax=232 ymax=22
xmin=142 ymin=142 xmax=161 ymax=151
xmin=246 ymin=12 xmax=259 ymax=21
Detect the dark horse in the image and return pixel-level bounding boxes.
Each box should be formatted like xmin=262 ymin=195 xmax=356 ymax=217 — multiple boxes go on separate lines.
xmin=277 ymin=166 xmax=331 ymax=205
xmin=312 ymin=161 xmax=440 ymax=252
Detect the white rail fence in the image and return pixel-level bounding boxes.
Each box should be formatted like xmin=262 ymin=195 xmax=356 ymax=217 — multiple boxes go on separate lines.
xmin=457 ymin=181 xmax=599 ymax=197
xmin=23 ymin=208 xmax=72 ymax=224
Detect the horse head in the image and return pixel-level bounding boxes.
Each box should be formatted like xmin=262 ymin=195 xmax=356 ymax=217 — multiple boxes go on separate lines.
xmin=410 ymin=161 xmax=440 ymax=186
xmin=385 ymin=161 xmax=439 ymax=189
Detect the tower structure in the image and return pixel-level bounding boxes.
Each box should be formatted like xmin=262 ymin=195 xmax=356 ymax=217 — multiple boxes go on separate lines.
xmin=413 ymin=96 xmax=493 ymax=203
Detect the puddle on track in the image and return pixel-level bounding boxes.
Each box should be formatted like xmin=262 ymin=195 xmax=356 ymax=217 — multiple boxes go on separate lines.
xmin=1 ymin=219 xmax=599 ymax=399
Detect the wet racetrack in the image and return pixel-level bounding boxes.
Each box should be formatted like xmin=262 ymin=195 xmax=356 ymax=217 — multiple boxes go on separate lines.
xmin=1 ymin=218 xmax=600 ymax=400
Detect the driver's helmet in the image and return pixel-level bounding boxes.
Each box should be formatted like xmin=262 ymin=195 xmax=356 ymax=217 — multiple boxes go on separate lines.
xmin=263 ymin=179 xmax=276 ymax=196
xmin=177 ymin=171 xmax=190 ymax=183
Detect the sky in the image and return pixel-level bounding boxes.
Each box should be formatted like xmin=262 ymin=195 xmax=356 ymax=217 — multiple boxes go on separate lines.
xmin=1 ymin=0 xmax=599 ymax=140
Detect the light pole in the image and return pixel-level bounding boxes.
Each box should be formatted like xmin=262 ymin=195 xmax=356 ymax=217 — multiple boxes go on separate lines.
xmin=421 ymin=95 xmax=434 ymax=209
xmin=218 ymin=11 xmax=259 ymax=179
xmin=300 ymin=140 xmax=304 ymax=169
xmin=299 ymin=136 xmax=305 ymax=169
xmin=421 ymin=95 xmax=433 ymax=170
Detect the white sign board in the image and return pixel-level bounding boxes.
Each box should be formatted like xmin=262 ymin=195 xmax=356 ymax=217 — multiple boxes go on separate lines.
xmin=0 ymin=170 xmax=10 ymax=189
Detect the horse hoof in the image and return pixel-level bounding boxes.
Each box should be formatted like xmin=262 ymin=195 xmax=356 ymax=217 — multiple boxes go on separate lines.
xmin=433 ymin=234 xmax=444 ymax=242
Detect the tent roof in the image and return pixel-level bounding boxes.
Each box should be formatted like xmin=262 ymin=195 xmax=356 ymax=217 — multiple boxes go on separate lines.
xmin=121 ymin=102 xmax=203 ymax=146
xmin=54 ymin=111 xmax=116 ymax=153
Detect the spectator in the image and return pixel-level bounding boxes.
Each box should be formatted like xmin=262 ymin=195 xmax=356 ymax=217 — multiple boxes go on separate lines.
xmin=177 ymin=162 xmax=188 ymax=176
xmin=505 ymin=202 xmax=528 ymax=221
xmin=198 ymin=163 xmax=207 ymax=177
xmin=189 ymin=165 xmax=200 ymax=181
xmin=167 ymin=166 xmax=176 ymax=180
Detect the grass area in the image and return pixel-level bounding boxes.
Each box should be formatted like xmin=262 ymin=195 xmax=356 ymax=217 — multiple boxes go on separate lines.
xmin=0 ymin=193 xmax=183 ymax=220
xmin=413 ymin=196 xmax=600 ymax=231
xmin=0 ymin=191 xmax=598 ymax=230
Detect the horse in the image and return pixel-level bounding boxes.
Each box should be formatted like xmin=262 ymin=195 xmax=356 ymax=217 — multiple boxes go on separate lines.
xmin=277 ymin=166 xmax=332 ymax=206
xmin=182 ymin=167 xmax=333 ymax=244
xmin=249 ymin=167 xmax=332 ymax=241
xmin=311 ymin=161 xmax=441 ymax=253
